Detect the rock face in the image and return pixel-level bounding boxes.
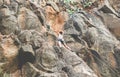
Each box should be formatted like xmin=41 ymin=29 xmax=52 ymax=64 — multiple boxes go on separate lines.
xmin=18 ymin=7 xmax=42 ymax=31
xmin=94 ymin=0 xmax=120 ymax=40
xmin=0 ymin=0 xmax=120 ymax=77
xmin=0 ymin=34 xmax=19 ymax=74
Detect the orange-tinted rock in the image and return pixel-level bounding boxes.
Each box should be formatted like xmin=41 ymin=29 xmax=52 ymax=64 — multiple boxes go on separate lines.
xmin=45 ymin=5 xmax=68 ymax=33
xmin=18 ymin=7 xmax=26 ymax=29
xmin=0 ymin=35 xmax=19 ymax=73
xmin=107 ymin=52 xmax=117 ymax=68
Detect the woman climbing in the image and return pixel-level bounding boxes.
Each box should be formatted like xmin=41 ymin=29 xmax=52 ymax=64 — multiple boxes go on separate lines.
xmin=57 ymin=31 xmax=71 ymax=51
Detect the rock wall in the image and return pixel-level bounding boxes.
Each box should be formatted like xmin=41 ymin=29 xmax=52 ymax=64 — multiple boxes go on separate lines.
xmin=0 ymin=0 xmax=120 ymax=77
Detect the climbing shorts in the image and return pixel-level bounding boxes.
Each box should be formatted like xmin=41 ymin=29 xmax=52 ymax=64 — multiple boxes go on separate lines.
xmin=58 ymin=39 xmax=64 ymax=44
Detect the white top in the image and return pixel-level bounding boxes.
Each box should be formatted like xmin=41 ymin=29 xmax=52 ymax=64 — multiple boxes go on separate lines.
xmin=58 ymin=34 xmax=64 ymax=41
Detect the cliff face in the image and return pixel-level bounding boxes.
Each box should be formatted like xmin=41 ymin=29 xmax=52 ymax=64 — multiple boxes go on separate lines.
xmin=0 ymin=0 xmax=120 ymax=77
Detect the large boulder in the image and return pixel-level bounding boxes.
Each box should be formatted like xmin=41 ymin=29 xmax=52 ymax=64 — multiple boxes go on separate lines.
xmin=18 ymin=7 xmax=42 ymax=31
xmin=0 ymin=2 xmax=20 ymax=35
xmin=0 ymin=11 xmax=19 ymax=35
xmin=98 ymin=12 xmax=120 ymax=40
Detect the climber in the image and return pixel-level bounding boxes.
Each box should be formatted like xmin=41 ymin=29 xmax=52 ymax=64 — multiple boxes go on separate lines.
xmin=57 ymin=31 xmax=71 ymax=51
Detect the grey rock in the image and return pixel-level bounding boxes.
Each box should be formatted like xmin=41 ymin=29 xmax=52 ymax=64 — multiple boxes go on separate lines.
xmin=18 ymin=30 xmax=44 ymax=49
xmin=46 ymin=1 xmax=60 ymax=12
xmin=0 ymin=15 xmax=19 ymax=35
xmin=40 ymin=47 xmax=58 ymax=68
xmin=18 ymin=30 xmax=32 ymax=43
xmin=62 ymin=65 xmax=78 ymax=77
xmin=98 ymin=12 xmax=120 ymax=40
xmin=63 ymin=11 xmax=120 ymax=77
xmin=0 ymin=0 xmax=3 ymax=6
xmin=64 ymin=19 xmax=81 ymax=35
xmin=18 ymin=7 xmax=42 ymax=31
xmin=98 ymin=0 xmax=118 ymax=16
xmin=35 ymin=44 xmax=58 ymax=73
xmin=84 ymin=27 xmax=98 ymax=48
xmin=0 ymin=7 xmax=15 ymax=17
xmin=60 ymin=48 xmax=98 ymax=77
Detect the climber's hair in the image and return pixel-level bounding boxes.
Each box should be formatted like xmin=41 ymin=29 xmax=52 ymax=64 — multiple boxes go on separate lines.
xmin=59 ymin=31 xmax=63 ymax=34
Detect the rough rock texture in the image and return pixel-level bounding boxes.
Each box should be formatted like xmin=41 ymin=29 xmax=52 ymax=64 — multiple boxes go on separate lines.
xmin=94 ymin=0 xmax=120 ymax=40
xmin=0 ymin=0 xmax=120 ymax=77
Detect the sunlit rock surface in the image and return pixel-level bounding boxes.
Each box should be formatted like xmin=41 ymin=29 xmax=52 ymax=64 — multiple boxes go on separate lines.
xmin=0 ymin=0 xmax=120 ymax=77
